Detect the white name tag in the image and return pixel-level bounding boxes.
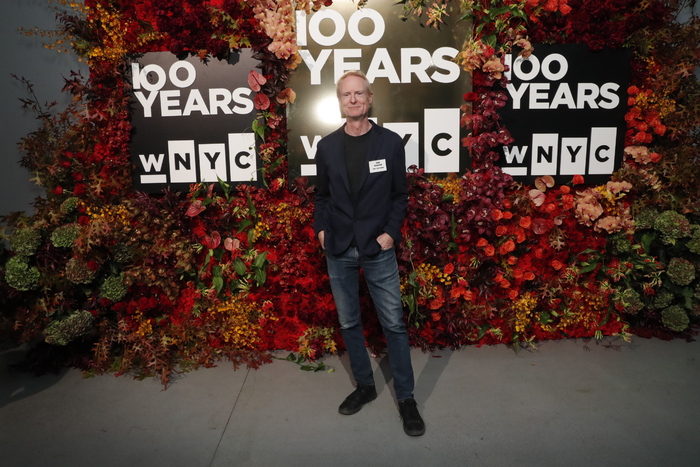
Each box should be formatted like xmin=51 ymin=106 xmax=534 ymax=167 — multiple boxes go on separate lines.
xmin=369 ymin=159 xmax=387 ymax=173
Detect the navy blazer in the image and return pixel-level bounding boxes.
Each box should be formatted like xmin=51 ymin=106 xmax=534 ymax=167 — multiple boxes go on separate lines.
xmin=314 ymin=121 xmax=409 ymax=256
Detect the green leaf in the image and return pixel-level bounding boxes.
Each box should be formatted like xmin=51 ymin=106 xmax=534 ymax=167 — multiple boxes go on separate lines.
xmin=212 ymin=276 xmax=224 ymax=293
xmin=252 ymin=119 xmax=266 ymax=139
xmin=233 ymin=257 xmax=247 ymax=276
xmin=641 ymin=232 xmax=656 ymax=254
xmin=253 ymin=251 xmax=268 ymax=269
xmin=579 ymin=262 xmax=599 ymax=274
xmin=236 ymin=219 xmax=253 ymax=234
xmin=254 ymin=269 xmax=266 ymax=286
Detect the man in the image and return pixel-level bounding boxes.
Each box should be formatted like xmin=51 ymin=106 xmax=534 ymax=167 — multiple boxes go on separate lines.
xmin=313 ymin=70 xmax=425 ymax=436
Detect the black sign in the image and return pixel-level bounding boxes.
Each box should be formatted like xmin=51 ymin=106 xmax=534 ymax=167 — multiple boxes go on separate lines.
xmin=287 ymin=2 xmax=472 ymax=183
xmin=498 ymin=44 xmax=631 ymax=184
xmin=129 ymin=50 xmax=261 ymax=193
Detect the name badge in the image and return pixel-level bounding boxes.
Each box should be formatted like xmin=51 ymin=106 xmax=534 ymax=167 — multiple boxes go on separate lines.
xmin=369 ymin=159 xmax=387 ymax=173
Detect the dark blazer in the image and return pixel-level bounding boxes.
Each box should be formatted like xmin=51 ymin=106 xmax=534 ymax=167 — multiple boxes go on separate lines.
xmin=314 ymin=120 xmax=408 ymax=256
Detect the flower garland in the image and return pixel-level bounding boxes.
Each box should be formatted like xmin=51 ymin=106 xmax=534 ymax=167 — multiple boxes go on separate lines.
xmin=1 ymin=0 xmax=699 ymax=383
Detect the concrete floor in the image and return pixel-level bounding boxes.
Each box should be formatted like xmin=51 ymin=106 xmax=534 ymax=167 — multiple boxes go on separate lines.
xmin=1 ymin=337 xmax=699 ymax=467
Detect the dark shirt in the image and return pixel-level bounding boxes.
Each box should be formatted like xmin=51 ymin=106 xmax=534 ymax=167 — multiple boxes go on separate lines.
xmin=344 ymin=128 xmax=372 ymax=205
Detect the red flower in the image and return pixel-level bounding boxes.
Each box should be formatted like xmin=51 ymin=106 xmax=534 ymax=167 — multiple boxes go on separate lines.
xmin=78 ymin=215 xmax=90 ymax=225
xmin=254 ymin=93 xmax=271 ymax=110
xmin=463 ymin=92 xmax=478 ymax=102
xmin=74 ymin=183 xmax=87 ymax=196
xmin=203 ymin=231 xmax=222 ymax=249
xmin=572 ymin=174 xmax=585 ymax=185
xmin=52 ymin=186 xmax=63 ymax=195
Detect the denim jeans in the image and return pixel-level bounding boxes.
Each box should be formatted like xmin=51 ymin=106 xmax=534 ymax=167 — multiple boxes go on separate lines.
xmin=326 ymin=246 xmax=415 ymax=401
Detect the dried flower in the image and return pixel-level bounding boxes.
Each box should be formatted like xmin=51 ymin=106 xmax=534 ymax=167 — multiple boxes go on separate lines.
xmin=44 ymin=310 xmax=94 ymax=346
xmin=651 ymin=290 xmax=674 ymax=310
xmin=5 ymin=256 xmax=40 ymax=291
xmin=666 ymin=257 xmax=696 ymax=286
xmin=50 ymin=224 xmax=81 ymax=248
xmin=661 ymin=304 xmax=689 ymax=332
xmin=634 ymin=208 xmax=658 ymax=230
xmin=10 ymin=228 xmax=42 ymax=257
xmin=653 ymin=210 xmax=692 ymax=245
xmin=65 ymin=257 xmax=98 ymax=285
xmin=100 ymin=275 xmax=128 ymax=302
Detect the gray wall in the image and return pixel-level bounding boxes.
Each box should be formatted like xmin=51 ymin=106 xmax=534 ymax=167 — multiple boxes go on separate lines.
xmin=1 ymin=0 xmax=86 ymax=218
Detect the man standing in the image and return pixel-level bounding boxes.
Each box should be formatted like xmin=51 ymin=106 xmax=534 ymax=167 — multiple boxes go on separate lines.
xmin=313 ymin=70 xmax=425 ymax=436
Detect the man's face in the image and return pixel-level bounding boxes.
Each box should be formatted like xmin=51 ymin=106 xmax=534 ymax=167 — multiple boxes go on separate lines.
xmin=337 ymin=75 xmax=372 ymax=121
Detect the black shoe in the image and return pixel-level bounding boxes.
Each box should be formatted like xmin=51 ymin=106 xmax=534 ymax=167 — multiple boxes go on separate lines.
xmin=398 ymin=398 xmax=425 ymax=436
xmin=338 ymin=384 xmax=377 ymax=415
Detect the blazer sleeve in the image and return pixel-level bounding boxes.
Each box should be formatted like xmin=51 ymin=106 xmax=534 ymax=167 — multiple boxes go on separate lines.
xmin=383 ymin=132 xmax=409 ymax=243
xmin=313 ymin=136 xmax=331 ymax=236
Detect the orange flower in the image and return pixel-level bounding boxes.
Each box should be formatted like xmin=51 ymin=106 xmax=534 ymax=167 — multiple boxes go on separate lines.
xmin=495 ymin=225 xmax=509 ymax=237
xmin=492 ymin=209 xmax=503 ymax=221
xmin=508 ymin=290 xmax=519 ymax=300
xmin=507 ymin=256 xmax=518 ymax=265
xmin=499 ymin=239 xmax=516 ymax=255
xmin=524 ymin=272 xmax=536 ymax=281
xmin=502 ymin=211 xmax=513 ymax=219
xmin=519 ymin=216 xmax=532 ymax=229
xmin=560 ymin=185 xmax=570 ymax=194
xmin=515 ymin=227 xmax=527 ymax=243
xmin=551 ymin=260 xmax=564 ymax=270
xmin=484 ymin=245 xmax=495 ymax=256
xmin=476 ymin=237 xmax=488 ymax=247
xmin=573 ymin=174 xmax=585 ymax=185
xmin=444 ymin=263 xmax=455 ymax=275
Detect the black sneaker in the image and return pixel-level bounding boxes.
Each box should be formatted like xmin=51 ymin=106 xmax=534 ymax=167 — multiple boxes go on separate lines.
xmin=398 ymin=398 xmax=425 ymax=436
xmin=338 ymin=384 xmax=377 ymax=415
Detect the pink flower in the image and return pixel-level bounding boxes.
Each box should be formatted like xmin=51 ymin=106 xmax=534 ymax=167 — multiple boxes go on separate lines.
xmin=186 ymin=200 xmax=206 ymax=217
xmin=247 ymin=70 xmax=267 ymax=92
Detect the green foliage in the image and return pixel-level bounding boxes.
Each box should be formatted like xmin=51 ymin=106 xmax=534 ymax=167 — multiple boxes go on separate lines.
xmin=65 ymin=257 xmax=97 ymax=285
xmin=100 ymin=275 xmax=128 ymax=302
xmin=10 ymin=228 xmax=42 ymax=256
xmin=50 ymin=223 xmax=81 ymax=248
xmin=44 ymin=310 xmax=94 ymax=346
xmin=661 ymin=304 xmax=690 ymax=332
xmin=4 ymin=256 xmax=40 ymax=291
xmin=654 ymin=210 xmax=692 ymax=245
xmin=666 ymin=257 xmax=696 ymax=286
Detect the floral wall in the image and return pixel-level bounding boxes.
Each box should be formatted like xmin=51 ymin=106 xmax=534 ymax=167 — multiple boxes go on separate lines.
xmin=1 ymin=0 xmax=698 ymax=384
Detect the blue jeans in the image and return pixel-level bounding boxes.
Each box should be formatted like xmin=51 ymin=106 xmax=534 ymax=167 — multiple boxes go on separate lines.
xmin=326 ymin=246 xmax=415 ymax=401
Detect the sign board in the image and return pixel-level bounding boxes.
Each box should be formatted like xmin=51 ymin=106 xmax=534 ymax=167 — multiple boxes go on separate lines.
xmin=129 ymin=50 xmax=261 ymax=193
xmin=287 ymin=2 xmax=472 ymax=183
xmin=498 ymin=44 xmax=631 ymax=184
